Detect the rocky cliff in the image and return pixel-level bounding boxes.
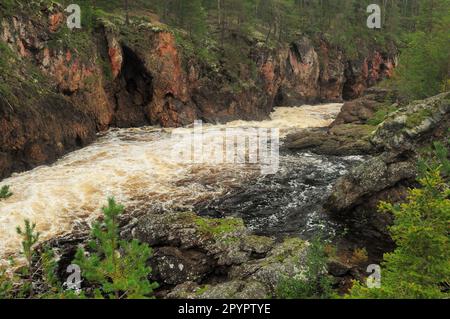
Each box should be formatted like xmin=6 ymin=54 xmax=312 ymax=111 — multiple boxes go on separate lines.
xmin=327 ymin=92 xmax=450 ymax=254
xmin=0 ymin=3 xmax=395 ymax=180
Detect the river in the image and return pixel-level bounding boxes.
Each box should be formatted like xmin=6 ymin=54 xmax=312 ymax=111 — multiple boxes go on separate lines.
xmin=0 ymin=103 xmax=364 ymax=262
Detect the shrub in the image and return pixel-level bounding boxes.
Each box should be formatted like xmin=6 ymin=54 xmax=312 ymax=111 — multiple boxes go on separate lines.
xmin=367 ymin=104 xmax=399 ymax=126
xmin=276 ymin=237 xmax=333 ymax=299
xmin=350 ymin=248 xmax=369 ymax=265
xmin=73 ymin=197 xmax=158 ymax=299
xmin=0 ymin=185 xmax=13 ymax=200
xmin=348 ymin=143 xmax=450 ymax=299
xmin=0 ymin=266 xmax=14 ymax=299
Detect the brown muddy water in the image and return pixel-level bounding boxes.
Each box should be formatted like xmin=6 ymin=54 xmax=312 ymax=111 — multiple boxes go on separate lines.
xmin=0 ymin=104 xmax=357 ymax=263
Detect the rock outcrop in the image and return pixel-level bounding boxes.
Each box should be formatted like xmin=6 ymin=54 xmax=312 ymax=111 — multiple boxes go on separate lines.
xmin=43 ymin=211 xmax=309 ymax=299
xmin=327 ymin=92 xmax=450 ymax=212
xmin=284 ymin=87 xmax=399 ymax=156
xmin=325 ymin=92 xmax=450 ymax=254
xmin=276 ymin=38 xmax=395 ymax=105
xmin=284 ymin=124 xmax=376 ymax=156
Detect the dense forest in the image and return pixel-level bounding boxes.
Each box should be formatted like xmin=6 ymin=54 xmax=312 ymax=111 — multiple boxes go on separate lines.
xmin=61 ymin=0 xmax=450 ymax=99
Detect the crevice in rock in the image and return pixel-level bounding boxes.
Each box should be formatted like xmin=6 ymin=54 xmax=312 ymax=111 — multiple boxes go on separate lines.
xmin=111 ymin=45 xmax=153 ymax=127
xmin=342 ymin=61 xmax=356 ymax=101
xmin=274 ymin=86 xmax=284 ymax=106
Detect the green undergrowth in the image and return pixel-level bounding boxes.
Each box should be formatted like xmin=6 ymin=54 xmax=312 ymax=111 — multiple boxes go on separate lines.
xmin=1 ymin=198 xmax=158 ymax=299
xmin=0 ymin=185 xmax=13 ymax=200
xmin=0 ymin=41 xmax=53 ymax=110
xmin=367 ymin=104 xmax=400 ymax=126
xmin=194 ymin=216 xmax=245 ymax=238
xmin=405 ymin=108 xmax=434 ymax=129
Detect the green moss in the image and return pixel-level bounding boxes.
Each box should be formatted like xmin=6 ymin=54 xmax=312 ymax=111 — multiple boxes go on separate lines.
xmin=47 ymin=26 xmax=95 ymax=64
xmin=405 ymin=108 xmax=433 ymax=129
xmin=242 ymin=235 xmax=274 ymax=248
xmin=194 ymin=216 xmax=245 ymax=237
xmin=0 ymin=39 xmax=54 ymax=108
xmin=271 ymin=237 xmax=306 ymax=264
xmin=367 ymin=104 xmax=399 ymax=126
xmin=195 ymin=285 xmax=210 ymax=296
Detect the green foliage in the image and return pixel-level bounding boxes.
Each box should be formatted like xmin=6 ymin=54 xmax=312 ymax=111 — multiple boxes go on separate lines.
xmin=276 ymin=237 xmax=333 ymax=299
xmin=16 ymin=220 xmax=40 ymax=267
xmin=0 ymin=266 xmax=14 ymax=299
xmin=394 ymin=31 xmax=450 ymax=100
xmin=0 ymin=185 xmax=13 ymax=200
xmin=74 ymin=198 xmax=158 ymax=299
xmin=418 ymin=140 xmax=450 ymax=182
xmin=0 ymin=0 xmax=16 ymax=16
xmin=348 ymin=143 xmax=450 ymax=299
xmin=367 ymin=104 xmax=399 ymax=126
xmin=195 ymin=216 xmax=244 ymax=237
xmin=391 ymin=0 xmax=450 ymax=100
xmin=405 ymin=108 xmax=434 ymax=129
xmin=16 ymin=219 xmax=40 ymax=297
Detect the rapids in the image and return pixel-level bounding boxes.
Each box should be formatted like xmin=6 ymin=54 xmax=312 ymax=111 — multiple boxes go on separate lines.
xmin=0 ymin=104 xmax=344 ymax=261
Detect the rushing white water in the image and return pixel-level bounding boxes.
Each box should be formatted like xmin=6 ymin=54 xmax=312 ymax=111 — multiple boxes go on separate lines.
xmin=0 ymin=104 xmax=342 ymax=261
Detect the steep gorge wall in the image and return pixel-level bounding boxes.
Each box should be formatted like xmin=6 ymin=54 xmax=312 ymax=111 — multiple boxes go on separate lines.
xmin=0 ymin=5 xmax=396 ymax=180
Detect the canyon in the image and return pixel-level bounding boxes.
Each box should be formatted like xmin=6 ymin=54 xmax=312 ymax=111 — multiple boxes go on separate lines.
xmin=0 ymin=4 xmax=396 ymax=180
xmin=6 ymin=3 xmax=449 ymax=299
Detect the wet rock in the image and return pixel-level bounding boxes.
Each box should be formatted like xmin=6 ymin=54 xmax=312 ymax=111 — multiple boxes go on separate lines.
xmin=285 ymin=124 xmax=376 ymax=156
xmin=126 ymin=212 xmax=309 ymax=298
xmin=326 ymin=153 xmax=417 ymax=212
xmin=284 ymin=87 xmax=401 ymax=156
xmin=150 ymin=247 xmax=214 ymax=285
xmin=325 ymin=92 xmax=450 ymax=255
xmin=332 ymin=87 xmax=395 ymax=126
xmin=0 ymin=93 xmax=97 ymax=180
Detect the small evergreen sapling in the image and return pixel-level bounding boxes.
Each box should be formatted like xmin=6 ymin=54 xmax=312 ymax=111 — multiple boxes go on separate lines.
xmin=16 ymin=219 xmax=40 ymax=297
xmin=0 ymin=185 xmax=12 ymax=200
xmin=348 ymin=143 xmax=450 ymax=299
xmin=74 ymin=198 xmax=158 ymax=299
xmin=0 ymin=266 xmax=13 ymax=299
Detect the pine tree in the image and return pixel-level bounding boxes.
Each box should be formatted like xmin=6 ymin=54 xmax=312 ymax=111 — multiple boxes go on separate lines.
xmin=348 ymin=143 xmax=450 ymax=299
xmin=16 ymin=220 xmax=40 ymax=297
xmin=74 ymin=198 xmax=158 ymax=299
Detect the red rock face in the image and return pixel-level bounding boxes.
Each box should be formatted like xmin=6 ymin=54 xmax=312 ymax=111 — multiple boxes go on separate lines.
xmin=275 ymin=38 xmax=395 ymax=105
xmin=318 ymin=41 xmax=346 ymax=102
xmin=106 ymin=35 xmax=123 ymax=79
xmin=279 ymin=37 xmax=321 ymax=105
xmin=145 ymin=32 xmax=195 ymax=127
xmin=48 ymin=13 xmax=64 ymax=33
xmin=343 ymin=51 xmax=396 ymax=100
